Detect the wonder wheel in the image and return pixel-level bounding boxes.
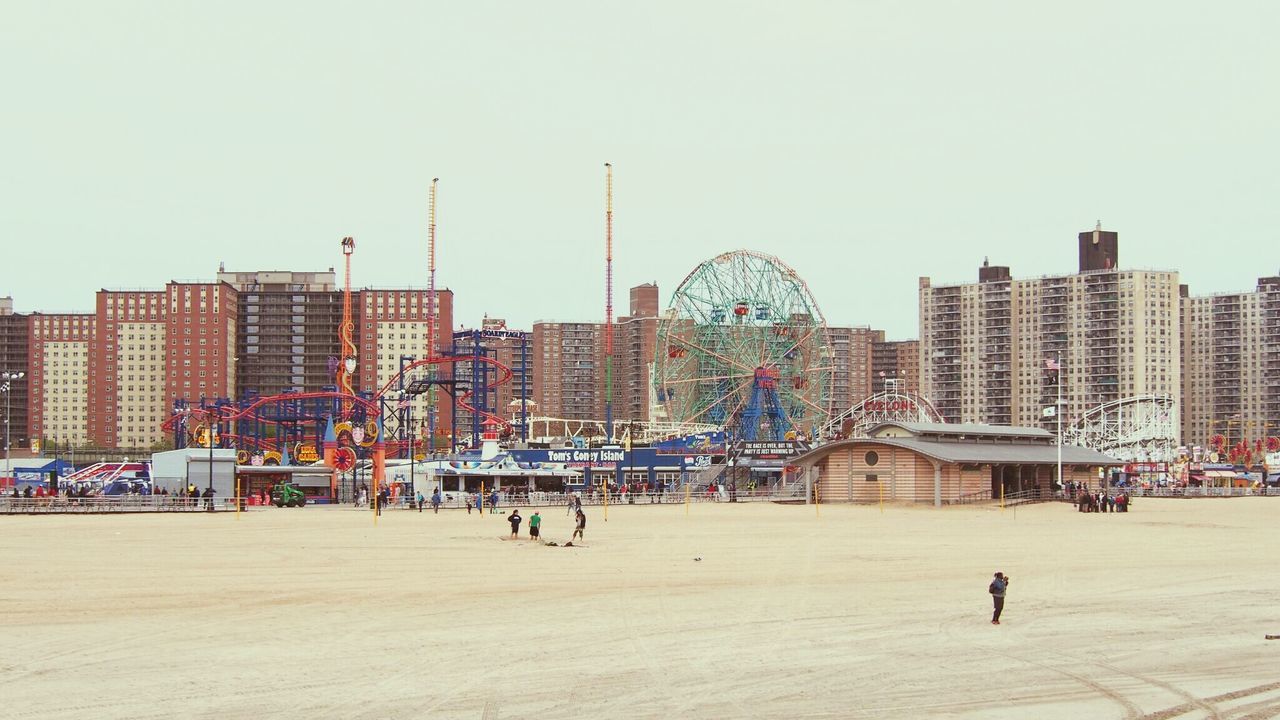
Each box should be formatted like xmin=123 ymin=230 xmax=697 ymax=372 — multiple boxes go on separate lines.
xmin=654 ymin=250 xmax=833 ymax=441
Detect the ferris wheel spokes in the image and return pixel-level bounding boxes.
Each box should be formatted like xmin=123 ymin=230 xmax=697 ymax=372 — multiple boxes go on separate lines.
xmin=655 ymin=249 xmax=833 ymax=442
xmin=670 ymin=333 xmax=756 ymax=373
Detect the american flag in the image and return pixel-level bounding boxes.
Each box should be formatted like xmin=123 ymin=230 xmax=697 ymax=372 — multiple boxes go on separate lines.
xmin=1045 ymin=358 xmax=1060 ymax=371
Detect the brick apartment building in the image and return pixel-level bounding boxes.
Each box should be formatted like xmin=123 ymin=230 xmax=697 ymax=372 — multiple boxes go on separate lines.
xmin=27 ymin=313 xmax=96 ymax=447
xmin=871 ymin=338 xmax=920 ymax=395
xmin=613 ymin=283 xmax=660 ymax=424
xmin=1 ymin=298 xmax=30 ymax=454
xmin=825 ymin=327 xmax=879 ymax=415
xmin=531 ymin=283 xmax=663 ymax=426
xmin=359 ymin=287 xmax=454 ymax=447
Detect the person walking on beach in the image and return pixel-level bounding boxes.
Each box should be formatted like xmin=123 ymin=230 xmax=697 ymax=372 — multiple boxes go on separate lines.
xmin=415 ymin=490 xmax=424 ymax=513
xmin=529 ymin=511 xmax=542 ymax=541
xmin=489 ymin=490 xmax=499 ymax=514
xmin=507 ymin=509 xmax=523 ymax=539
xmin=989 ymin=572 xmax=1010 ymax=625
xmin=573 ymin=508 xmax=586 ymax=541
xmin=431 ymin=488 xmax=441 ymax=514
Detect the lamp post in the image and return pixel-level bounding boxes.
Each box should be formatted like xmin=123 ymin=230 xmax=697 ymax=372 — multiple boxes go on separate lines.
xmin=207 ymin=411 xmax=215 ymax=513
xmin=2 ymin=370 xmax=25 ymax=465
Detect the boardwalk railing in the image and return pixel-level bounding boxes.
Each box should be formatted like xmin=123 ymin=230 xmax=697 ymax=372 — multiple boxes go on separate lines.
xmin=0 ymin=495 xmax=234 ymax=514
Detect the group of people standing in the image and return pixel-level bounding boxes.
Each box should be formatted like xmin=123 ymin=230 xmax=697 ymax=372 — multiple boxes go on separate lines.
xmin=1076 ymin=489 xmax=1130 ymax=513
xmin=506 ymin=507 xmax=586 ymax=542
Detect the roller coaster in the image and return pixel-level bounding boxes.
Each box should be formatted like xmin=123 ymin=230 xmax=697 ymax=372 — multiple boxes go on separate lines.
xmin=162 ymin=344 xmax=521 ymax=464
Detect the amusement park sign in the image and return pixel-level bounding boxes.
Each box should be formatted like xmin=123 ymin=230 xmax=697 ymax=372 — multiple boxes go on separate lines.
xmin=547 ymin=449 xmax=626 ymax=466
xmin=862 ymin=399 xmax=918 ymax=414
xmin=737 ymin=441 xmax=807 ymax=460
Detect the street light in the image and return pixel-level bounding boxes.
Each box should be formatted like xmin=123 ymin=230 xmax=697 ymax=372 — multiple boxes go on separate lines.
xmin=2 ymin=370 xmax=25 ymax=464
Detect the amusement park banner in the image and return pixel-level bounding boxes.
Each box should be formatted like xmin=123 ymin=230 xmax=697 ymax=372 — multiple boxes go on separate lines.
xmin=736 ymin=441 xmax=808 ymax=460
xmin=511 ymin=447 xmax=718 ymax=470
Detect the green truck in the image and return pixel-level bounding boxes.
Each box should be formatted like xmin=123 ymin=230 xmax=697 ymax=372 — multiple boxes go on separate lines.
xmin=271 ymin=482 xmax=308 ymax=508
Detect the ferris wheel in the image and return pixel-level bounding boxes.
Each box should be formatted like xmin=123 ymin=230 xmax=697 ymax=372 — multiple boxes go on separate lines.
xmin=654 ymin=250 xmax=833 ymax=441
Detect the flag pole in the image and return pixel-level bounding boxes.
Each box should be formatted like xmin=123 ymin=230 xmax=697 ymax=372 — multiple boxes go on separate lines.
xmin=1057 ymin=350 xmax=1063 ymax=494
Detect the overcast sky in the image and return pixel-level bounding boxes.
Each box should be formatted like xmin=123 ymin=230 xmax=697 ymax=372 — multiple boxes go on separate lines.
xmin=3 ymin=2 xmax=1277 ymax=339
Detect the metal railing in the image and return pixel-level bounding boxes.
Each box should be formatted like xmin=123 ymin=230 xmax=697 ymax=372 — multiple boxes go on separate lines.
xmin=369 ymin=486 xmax=808 ymax=512
xmin=1126 ymin=485 xmax=1274 ymax=498
xmin=0 ymin=495 xmax=233 ymax=514
xmin=945 ymin=489 xmax=993 ymax=506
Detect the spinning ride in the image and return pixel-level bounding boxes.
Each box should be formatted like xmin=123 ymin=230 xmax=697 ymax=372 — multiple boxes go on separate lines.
xmin=654 ymin=250 xmax=833 ymax=441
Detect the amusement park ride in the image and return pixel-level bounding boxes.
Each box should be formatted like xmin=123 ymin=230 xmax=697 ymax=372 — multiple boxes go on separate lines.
xmin=653 ymin=250 xmax=835 ymax=442
xmin=159 ymin=169 xmax=1182 ymax=494
xmin=163 ymin=182 xmax=526 ymax=492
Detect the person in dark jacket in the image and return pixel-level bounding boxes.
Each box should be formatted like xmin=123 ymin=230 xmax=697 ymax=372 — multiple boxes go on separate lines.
xmin=507 ymin=509 xmax=522 ymax=539
xmin=989 ymin=572 xmax=1010 ymax=625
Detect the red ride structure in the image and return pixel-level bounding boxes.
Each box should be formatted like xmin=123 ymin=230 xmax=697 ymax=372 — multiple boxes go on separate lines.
xmin=162 ymin=188 xmax=531 ymax=499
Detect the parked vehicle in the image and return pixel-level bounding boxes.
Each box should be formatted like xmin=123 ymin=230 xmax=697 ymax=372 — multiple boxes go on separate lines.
xmin=271 ymin=482 xmax=308 ymax=508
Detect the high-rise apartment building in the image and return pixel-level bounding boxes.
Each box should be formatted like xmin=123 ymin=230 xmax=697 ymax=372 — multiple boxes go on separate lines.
xmin=90 ymin=290 xmax=167 ymax=448
xmin=165 ymin=282 xmax=239 ymax=410
xmin=530 ymin=284 xmax=662 ymax=425
xmin=871 ymin=338 xmax=921 ymax=395
xmin=217 ymin=269 xmax=341 ymax=399
xmin=920 ymin=228 xmax=1180 ymax=431
xmin=825 ymin=327 xmax=880 ymax=413
xmin=28 ymin=283 xmax=235 ymax=450
xmin=359 ymin=288 xmax=454 ymax=447
xmin=27 ymin=313 xmax=95 ymax=446
xmin=531 ymin=321 xmax=605 ymax=421
xmin=614 ymin=283 xmax=660 ymax=423
xmin=1180 ymin=276 xmax=1280 ymax=448
xmin=0 ymin=298 xmax=30 ymax=453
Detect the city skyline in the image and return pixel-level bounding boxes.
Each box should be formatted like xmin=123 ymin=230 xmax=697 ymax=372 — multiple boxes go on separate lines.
xmin=5 ymin=3 xmax=1280 ymax=339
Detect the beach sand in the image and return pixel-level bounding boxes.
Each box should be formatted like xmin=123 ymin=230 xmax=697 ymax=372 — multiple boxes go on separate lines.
xmin=3 ymin=497 xmax=1278 ymax=719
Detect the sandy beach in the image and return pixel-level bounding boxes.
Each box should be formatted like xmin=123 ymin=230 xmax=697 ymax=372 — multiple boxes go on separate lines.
xmin=3 ymin=497 xmax=1278 ymax=719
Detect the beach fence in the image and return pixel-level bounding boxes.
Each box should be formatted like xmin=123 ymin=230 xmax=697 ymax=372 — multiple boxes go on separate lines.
xmin=0 ymin=494 xmax=239 ymax=514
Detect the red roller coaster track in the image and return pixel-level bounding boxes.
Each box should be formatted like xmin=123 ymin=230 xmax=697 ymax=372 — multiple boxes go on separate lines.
xmin=161 ymin=353 xmax=515 ymax=453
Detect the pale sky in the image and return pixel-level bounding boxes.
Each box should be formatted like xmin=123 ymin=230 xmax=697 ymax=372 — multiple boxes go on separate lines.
xmin=3 ymin=2 xmax=1278 ymax=340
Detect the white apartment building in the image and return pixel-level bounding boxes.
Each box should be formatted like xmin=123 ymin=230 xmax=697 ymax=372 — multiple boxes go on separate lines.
xmin=919 ymin=229 xmax=1181 ymax=435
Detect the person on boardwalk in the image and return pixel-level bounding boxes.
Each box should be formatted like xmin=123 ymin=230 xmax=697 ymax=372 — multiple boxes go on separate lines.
xmin=989 ymin=572 xmax=1010 ymax=625
xmin=507 ymin=509 xmax=523 ymax=539
xmin=431 ymin=488 xmax=441 ymax=514
xmin=572 ymin=508 xmax=586 ymax=541
xmin=529 ymin=511 xmax=542 ymax=541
